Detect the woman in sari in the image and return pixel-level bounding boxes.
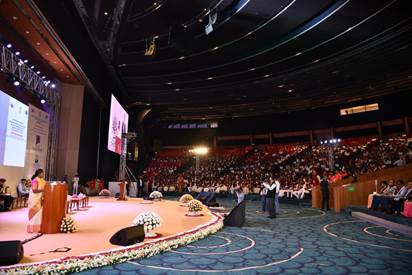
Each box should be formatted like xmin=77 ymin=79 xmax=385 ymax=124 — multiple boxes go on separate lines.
xmin=27 ymin=169 xmax=46 ymax=233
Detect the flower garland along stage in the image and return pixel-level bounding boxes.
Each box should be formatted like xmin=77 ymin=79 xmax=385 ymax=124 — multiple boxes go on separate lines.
xmin=0 ymin=213 xmax=223 ymax=274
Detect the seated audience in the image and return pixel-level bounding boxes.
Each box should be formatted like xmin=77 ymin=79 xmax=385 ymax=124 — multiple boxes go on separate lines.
xmin=17 ymin=178 xmax=30 ymax=198
xmin=0 ymin=178 xmax=14 ymax=211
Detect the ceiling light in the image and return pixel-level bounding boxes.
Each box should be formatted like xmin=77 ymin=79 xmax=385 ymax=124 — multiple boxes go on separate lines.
xmin=51 ymin=83 xmax=56 ymax=88
xmin=40 ymin=98 xmax=46 ymax=104
xmin=278 ymin=84 xmax=284 ymax=88
xmin=30 ymin=66 xmax=34 ymax=69
xmin=288 ymin=89 xmax=293 ymax=93
xmin=36 ymin=71 xmax=40 ymax=74
xmin=167 ymin=82 xmax=173 ymax=85
xmin=24 ymin=59 xmax=28 ymax=63
xmin=313 ymin=59 xmax=319 ymax=63
xmin=207 ymin=77 xmax=213 ymax=80
xmin=175 ymin=88 xmax=180 ymax=91
xmin=213 ymin=46 xmax=219 ymax=50
xmin=6 ymin=44 xmax=12 ymax=48
xmin=104 ymin=12 xmax=108 ymax=16
xmin=198 ymin=18 xmax=203 ymax=22
xmin=264 ymin=74 xmax=270 ymax=78
xmin=15 ymin=51 xmax=20 ymax=56
xmin=295 ymin=52 xmax=302 ymax=56
xmin=13 ymin=80 xmax=20 ymax=86
xmin=249 ymin=68 xmax=256 ymax=71
xmin=179 ymin=56 xmax=185 ymax=60
xmin=42 ymin=76 xmax=46 ymax=79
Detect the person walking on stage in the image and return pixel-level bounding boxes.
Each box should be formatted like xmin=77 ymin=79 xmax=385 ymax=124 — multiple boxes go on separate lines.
xmin=72 ymin=174 xmax=80 ymax=195
xmin=320 ymin=173 xmax=331 ymax=211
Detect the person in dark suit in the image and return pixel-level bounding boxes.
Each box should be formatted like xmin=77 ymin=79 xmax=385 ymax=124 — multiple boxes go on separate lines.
xmin=0 ymin=178 xmax=14 ymax=211
xmin=137 ymin=176 xmax=144 ymax=197
xmin=320 ymin=173 xmax=331 ymax=211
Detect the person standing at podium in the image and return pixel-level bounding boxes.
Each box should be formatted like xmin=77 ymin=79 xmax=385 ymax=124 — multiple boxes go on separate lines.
xmin=27 ymin=169 xmax=46 ymax=233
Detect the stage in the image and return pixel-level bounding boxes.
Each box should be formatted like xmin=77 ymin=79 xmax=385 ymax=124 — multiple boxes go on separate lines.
xmin=0 ymin=197 xmax=223 ymax=273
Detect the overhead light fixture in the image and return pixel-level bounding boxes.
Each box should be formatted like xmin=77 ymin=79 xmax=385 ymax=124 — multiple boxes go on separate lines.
xmin=264 ymin=74 xmax=270 ymax=78
xmin=288 ymin=89 xmax=293 ymax=93
xmin=167 ymin=82 xmax=173 ymax=85
xmin=40 ymin=98 xmax=46 ymax=104
xmin=205 ymin=9 xmax=217 ymax=35
xmin=104 ymin=12 xmax=108 ymax=16
xmin=30 ymin=66 xmax=34 ymax=69
xmin=249 ymin=68 xmax=256 ymax=71
xmin=23 ymin=59 xmax=28 ymax=63
xmin=278 ymin=84 xmax=284 ymax=88
xmin=36 ymin=71 xmax=40 ymax=74
xmin=144 ymin=37 xmax=157 ymax=56
xmin=41 ymin=76 xmax=46 ymax=79
xmin=6 ymin=44 xmax=12 ymax=48
xmin=51 ymin=83 xmax=56 ymax=88
xmin=207 ymin=77 xmax=213 ymax=80
xmin=15 ymin=51 xmax=20 ymax=56
xmin=295 ymin=52 xmax=302 ymax=56
xmin=179 ymin=56 xmax=185 ymax=60
xmin=13 ymin=80 xmax=20 ymax=86
xmin=175 ymin=88 xmax=180 ymax=91
xmin=213 ymin=46 xmax=219 ymax=50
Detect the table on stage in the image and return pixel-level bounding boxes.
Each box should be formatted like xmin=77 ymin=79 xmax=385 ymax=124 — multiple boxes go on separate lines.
xmin=41 ymin=182 xmax=68 ymax=234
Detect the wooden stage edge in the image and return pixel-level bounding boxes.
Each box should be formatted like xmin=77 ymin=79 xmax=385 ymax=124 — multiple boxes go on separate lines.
xmin=0 ymin=197 xmax=223 ymax=273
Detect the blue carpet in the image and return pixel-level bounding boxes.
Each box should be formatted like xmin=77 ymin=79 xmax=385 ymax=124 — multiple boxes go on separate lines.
xmin=75 ymin=198 xmax=412 ymax=275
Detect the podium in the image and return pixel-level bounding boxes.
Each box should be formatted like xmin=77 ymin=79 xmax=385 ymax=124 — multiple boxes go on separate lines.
xmin=41 ymin=183 xmax=68 ymax=234
xmin=311 ymin=185 xmax=321 ymax=209
xmin=118 ymin=181 xmax=127 ymax=200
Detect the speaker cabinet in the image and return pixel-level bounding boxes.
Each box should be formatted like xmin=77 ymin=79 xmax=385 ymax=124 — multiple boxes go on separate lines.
xmin=109 ymin=225 xmax=145 ymax=246
xmin=0 ymin=240 xmax=24 ymax=266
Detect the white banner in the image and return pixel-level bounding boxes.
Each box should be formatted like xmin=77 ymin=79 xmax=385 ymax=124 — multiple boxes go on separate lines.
xmin=25 ymin=105 xmax=50 ymax=178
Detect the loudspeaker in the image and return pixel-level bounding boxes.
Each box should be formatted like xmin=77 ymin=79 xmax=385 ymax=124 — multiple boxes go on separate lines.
xmin=0 ymin=240 xmax=24 ymax=266
xmin=109 ymin=225 xmax=145 ymax=246
xmin=224 ymin=200 xmax=246 ymax=227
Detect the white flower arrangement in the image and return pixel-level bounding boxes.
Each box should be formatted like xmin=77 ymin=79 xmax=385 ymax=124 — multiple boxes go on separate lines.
xmin=60 ymin=216 xmax=77 ymax=233
xmin=179 ymin=194 xmax=194 ymax=204
xmin=149 ymin=191 xmax=163 ymax=200
xmin=0 ymin=217 xmax=223 ymax=274
xmin=132 ymin=211 xmax=162 ymax=233
xmin=187 ymin=199 xmax=203 ymax=213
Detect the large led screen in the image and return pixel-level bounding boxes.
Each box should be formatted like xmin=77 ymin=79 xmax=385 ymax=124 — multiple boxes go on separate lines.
xmin=107 ymin=94 xmax=129 ymax=155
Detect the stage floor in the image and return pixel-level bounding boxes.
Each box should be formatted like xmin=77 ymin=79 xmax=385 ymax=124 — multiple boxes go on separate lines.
xmin=0 ymin=197 xmax=216 ymax=265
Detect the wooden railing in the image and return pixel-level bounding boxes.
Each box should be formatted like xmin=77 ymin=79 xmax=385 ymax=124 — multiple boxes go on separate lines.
xmin=332 ymin=163 xmax=412 ymax=212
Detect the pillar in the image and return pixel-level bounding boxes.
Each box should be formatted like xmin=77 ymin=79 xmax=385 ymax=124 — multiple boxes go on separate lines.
xmin=377 ymin=121 xmax=383 ymax=140
xmin=56 ymin=83 xmax=85 ymax=181
xmin=404 ymin=117 xmax=411 ymax=135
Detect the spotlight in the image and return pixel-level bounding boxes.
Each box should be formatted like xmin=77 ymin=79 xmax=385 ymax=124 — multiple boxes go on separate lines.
xmin=6 ymin=44 xmax=12 ymax=48
xmin=51 ymin=83 xmax=56 ymax=88
xmin=13 ymin=80 xmax=20 ymax=86
xmin=30 ymin=66 xmax=34 ymax=69
xmin=40 ymin=98 xmax=46 ymax=104
xmin=24 ymin=59 xmax=28 ymax=63
xmin=15 ymin=51 xmax=20 ymax=56
xmin=41 ymin=76 xmax=46 ymax=79
xmin=36 ymin=71 xmax=40 ymax=74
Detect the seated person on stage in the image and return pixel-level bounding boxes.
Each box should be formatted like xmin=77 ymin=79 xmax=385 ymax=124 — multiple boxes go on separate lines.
xmin=371 ymin=180 xmax=398 ymax=210
xmin=391 ymin=180 xmax=412 ymax=215
xmin=17 ymin=178 xmax=30 ymax=198
xmin=0 ymin=178 xmax=14 ymax=211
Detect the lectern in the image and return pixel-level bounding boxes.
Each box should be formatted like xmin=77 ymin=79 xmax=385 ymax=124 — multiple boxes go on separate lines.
xmin=41 ymin=183 xmax=68 ymax=234
xmin=118 ymin=181 xmax=127 ymax=200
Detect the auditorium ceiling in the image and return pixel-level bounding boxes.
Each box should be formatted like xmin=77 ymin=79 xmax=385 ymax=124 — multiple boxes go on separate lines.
xmin=36 ymin=0 xmax=412 ymax=120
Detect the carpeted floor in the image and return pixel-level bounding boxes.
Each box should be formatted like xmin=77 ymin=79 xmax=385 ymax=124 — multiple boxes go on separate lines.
xmin=76 ymin=198 xmax=412 ymax=275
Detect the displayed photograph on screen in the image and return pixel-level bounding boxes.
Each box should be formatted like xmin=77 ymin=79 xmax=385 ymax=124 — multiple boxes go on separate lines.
xmin=0 ymin=89 xmax=29 ymax=167
xmin=107 ymin=94 xmax=129 ymax=155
